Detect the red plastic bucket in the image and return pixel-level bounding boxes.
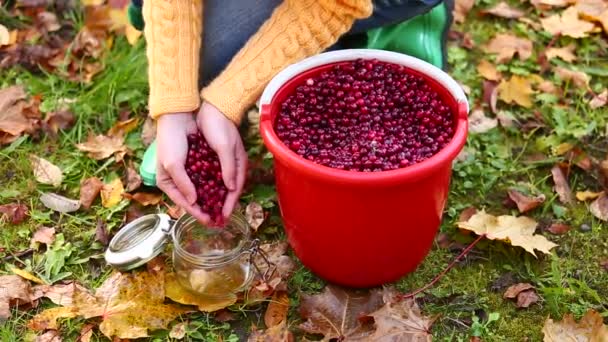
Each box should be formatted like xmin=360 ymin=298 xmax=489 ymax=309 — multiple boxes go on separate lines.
xmin=259 ymin=50 xmax=468 ymax=288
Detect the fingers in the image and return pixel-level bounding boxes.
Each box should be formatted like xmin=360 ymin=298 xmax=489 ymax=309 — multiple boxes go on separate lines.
xmin=222 ymin=142 xmax=248 ymax=219
xmin=157 ymin=167 xmax=210 ymax=224
xmin=215 ymin=143 xmax=236 ymax=191
xmin=165 ymin=162 xmax=197 ymax=205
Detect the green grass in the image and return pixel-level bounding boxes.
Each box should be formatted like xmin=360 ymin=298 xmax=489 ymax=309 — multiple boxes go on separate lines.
xmin=2 ymin=0 xmax=608 ymax=340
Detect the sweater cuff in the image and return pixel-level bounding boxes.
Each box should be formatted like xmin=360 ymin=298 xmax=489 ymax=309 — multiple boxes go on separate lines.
xmin=149 ymin=95 xmax=201 ymax=119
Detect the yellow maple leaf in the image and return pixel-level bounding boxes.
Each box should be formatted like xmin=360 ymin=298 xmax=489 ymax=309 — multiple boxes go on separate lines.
xmin=477 ymin=60 xmax=502 ymax=81
xmin=100 ymin=178 xmax=124 ymax=208
xmin=497 ymin=76 xmax=534 ymax=108
xmin=546 ymin=45 xmax=577 ymax=62
xmin=457 ymin=211 xmax=558 ymax=257
xmin=541 ymin=6 xmax=596 ymax=38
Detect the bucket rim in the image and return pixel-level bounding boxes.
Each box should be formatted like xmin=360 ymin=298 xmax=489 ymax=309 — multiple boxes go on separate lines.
xmin=259 ymin=49 xmax=469 ymax=186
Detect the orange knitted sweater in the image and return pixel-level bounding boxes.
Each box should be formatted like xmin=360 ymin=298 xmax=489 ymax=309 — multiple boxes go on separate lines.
xmin=143 ymin=0 xmax=373 ymax=125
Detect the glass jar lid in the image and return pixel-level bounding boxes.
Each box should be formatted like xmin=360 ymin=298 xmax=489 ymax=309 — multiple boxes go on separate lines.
xmin=104 ymin=213 xmax=173 ymax=271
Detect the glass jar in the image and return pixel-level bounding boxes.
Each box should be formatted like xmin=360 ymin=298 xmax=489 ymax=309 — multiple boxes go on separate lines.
xmin=104 ymin=211 xmax=256 ymax=300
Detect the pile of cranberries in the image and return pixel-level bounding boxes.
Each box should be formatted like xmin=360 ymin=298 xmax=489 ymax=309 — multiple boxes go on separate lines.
xmin=185 ymin=132 xmax=227 ymax=225
xmin=274 ymin=59 xmax=454 ymax=172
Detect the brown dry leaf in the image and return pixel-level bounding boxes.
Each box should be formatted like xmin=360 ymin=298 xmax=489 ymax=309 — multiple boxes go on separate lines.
xmin=547 ymin=223 xmax=572 ymax=235
xmin=0 ymin=203 xmax=29 ymax=224
xmin=576 ymin=0 xmax=608 ymax=33
xmin=35 ymin=330 xmax=62 ymax=342
xmin=504 ymin=283 xmax=534 ymax=298
xmin=457 ymin=210 xmax=558 ymax=257
xmin=532 ymin=0 xmax=576 ymax=9
xmin=481 ymin=1 xmax=525 ymax=18
xmin=264 ymin=291 xmax=290 ymax=328
xmin=107 ymin=117 xmax=139 ymax=138
xmin=366 ymin=294 xmax=436 ymax=341
xmin=78 ymin=324 xmax=95 ymax=342
xmin=498 ymin=76 xmax=534 ymax=108
xmin=483 ymin=81 xmax=499 ymax=113
xmin=459 ymin=207 xmax=478 ymax=222
xmin=101 ymin=178 xmax=125 ymax=208
xmin=123 ymin=192 xmax=162 ymax=206
xmin=555 ymin=67 xmax=591 ymax=91
xmin=246 ymin=202 xmax=265 ymax=231
xmin=0 ymin=85 xmax=31 ymax=145
xmin=29 ymin=259 xmax=189 ymax=339
xmin=169 ymin=322 xmax=187 ymax=339
xmin=0 ymin=275 xmax=34 ymax=319
xmin=477 ymin=60 xmax=502 ymax=81
xmin=42 ymin=110 xmax=75 ymax=136
xmin=141 ymin=117 xmax=156 ymax=146
xmin=164 ymin=272 xmax=236 ymax=312
xmin=538 ymin=80 xmax=558 ymax=94
xmin=576 ymin=190 xmax=603 ymax=201
xmin=79 ymin=177 xmax=104 ymax=209
xmin=590 ymin=193 xmax=608 ymax=221
xmin=32 ymin=282 xmax=91 ymax=307
xmin=507 ymin=189 xmax=546 ymax=213
xmin=76 ymin=133 xmax=127 ymax=161
xmin=515 ymin=290 xmax=540 ymax=308
xmin=540 ymin=6 xmax=596 ymax=38
xmin=30 ymin=155 xmax=63 ymax=187
xmin=40 ymin=193 xmax=80 ymax=213
xmin=484 ymin=33 xmax=532 ymax=63
xmin=542 ymin=309 xmax=608 ymax=341
xmin=589 ymin=89 xmax=607 ymax=109
xmin=551 ymin=165 xmax=573 ymax=204
xmin=565 ymin=147 xmax=593 ymax=171
xmin=298 ymin=285 xmax=384 ymax=340
xmin=37 ymin=12 xmax=61 ymax=32
xmin=166 ymin=204 xmax=186 ymax=219
xmin=453 ymin=0 xmax=475 ymax=23
xmin=246 ymin=242 xmax=297 ymax=304
xmin=95 ymin=219 xmax=109 ymax=246
xmin=469 ymin=109 xmax=497 ymax=134
xmin=546 ymin=45 xmax=577 ymax=63
xmin=125 ymin=165 xmax=142 ymax=192
xmin=497 ymin=111 xmax=516 ymax=128
xmin=31 ymin=227 xmax=55 ymax=248
xmin=248 ymin=321 xmax=294 ymax=342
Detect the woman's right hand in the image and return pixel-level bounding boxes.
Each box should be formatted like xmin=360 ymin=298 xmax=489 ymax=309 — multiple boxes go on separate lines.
xmin=156 ymin=113 xmax=211 ymax=224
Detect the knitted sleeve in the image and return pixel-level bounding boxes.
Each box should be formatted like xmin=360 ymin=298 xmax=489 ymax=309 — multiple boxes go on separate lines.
xmin=143 ymin=0 xmax=203 ymax=119
xmin=200 ymin=0 xmax=373 ymax=125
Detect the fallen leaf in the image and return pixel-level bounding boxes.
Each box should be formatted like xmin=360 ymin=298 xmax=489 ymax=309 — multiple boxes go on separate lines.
xmin=246 ymin=202 xmax=265 ymax=231
xmin=515 ymin=290 xmax=540 ymax=308
xmin=101 ymin=178 xmax=125 ymax=208
xmin=497 ymin=111 xmax=516 ymax=128
xmin=43 ymin=110 xmax=75 ymax=136
xmin=35 ymin=330 xmax=62 ymax=342
xmin=78 ymin=324 xmax=94 ymax=342
xmin=299 ymin=285 xmax=383 ymax=340
xmin=11 ymin=268 xmax=46 ymax=285
xmin=457 ymin=210 xmax=558 ymax=257
xmin=542 ymin=309 xmax=608 ymax=341
xmin=37 ymin=12 xmax=61 ymax=32
xmin=576 ymin=190 xmax=603 ymax=201
xmin=459 ymin=207 xmax=478 ymax=222
xmin=125 ymin=24 xmax=142 ymax=45
xmin=540 ymin=6 xmax=596 ymax=38
xmin=547 ymin=223 xmax=572 ymax=235
xmin=79 ymin=177 xmax=104 ymax=209
xmin=453 ymin=0 xmax=475 ymax=23
xmin=125 ymin=166 xmax=142 ymax=192
xmin=504 ymin=283 xmax=534 ymax=298
xmin=468 ymin=109 xmax=498 ymax=134
xmin=247 ymin=242 xmax=297 ymax=301
xmin=507 ymin=189 xmax=545 ymax=213
xmin=551 ymin=165 xmax=573 ymax=204
xmin=141 ymin=117 xmax=156 ymax=146
xmin=107 ymin=117 xmax=139 ymax=138
xmin=498 ymin=76 xmax=534 ymax=108
xmin=164 ymin=272 xmax=236 ymax=312
xmin=519 ymin=17 xmax=543 ymax=30
xmin=589 ymin=89 xmax=607 ymax=109
xmin=0 ymin=85 xmax=31 ymax=144
xmin=76 ymin=133 xmax=127 ymax=161
xmin=538 ymin=80 xmax=558 ymax=94
xmin=30 ymin=155 xmax=63 ymax=187
xmin=477 ymin=60 xmax=502 ymax=81
xmin=366 ymin=295 xmax=437 ymax=341
xmin=484 ymin=33 xmax=532 ymax=63
xmin=30 ymin=259 xmax=189 ymax=339
xmin=532 ymin=0 xmax=576 ymax=9
xmin=590 ymin=193 xmax=608 ymax=221
xmin=40 ymin=193 xmax=81 ymax=213
xmin=32 ymin=282 xmax=90 ymax=307
xmin=123 ymin=192 xmax=162 ymax=206
xmin=248 ymin=321 xmax=294 ymax=342
xmin=555 ymin=67 xmax=591 ymax=91
xmin=264 ymin=291 xmax=289 ymax=328
xmin=166 ymin=204 xmax=186 ymax=219
xmin=0 ymin=24 xmax=10 ymax=46
xmin=0 ymin=203 xmax=29 ymax=224
xmin=546 ymin=45 xmax=577 ymax=62
xmin=95 ymin=219 xmax=109 ymax=246
xmin=481 ymin=1 xmax=525 ymax=18
xmin=483 ymin=81 xmax=499 ymax=113
xmin=31 ymin=227 xmax=56 ymax=248
xmin=0 ymin=275 xmax=34 ymax=319
xmin=565 ymin=147 xmax=593 ymax=171
xmin=576 ymin=0 xmax=608 ymax=33
xmin=169 ymin=322 xmax=187 ymax=339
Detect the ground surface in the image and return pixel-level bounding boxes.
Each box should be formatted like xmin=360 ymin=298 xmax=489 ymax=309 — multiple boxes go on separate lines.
xmin=1 ymin=0 xmax=607 ymax=341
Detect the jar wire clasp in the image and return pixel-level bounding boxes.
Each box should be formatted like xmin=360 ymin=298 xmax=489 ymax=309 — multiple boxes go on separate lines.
xmin=247 ymin=238 xmax=277 ymax=283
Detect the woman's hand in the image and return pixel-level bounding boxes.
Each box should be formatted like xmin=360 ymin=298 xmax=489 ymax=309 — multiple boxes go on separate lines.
xmin=156 ymin=113 xmax=211 ymax=223
xmin=196 ymin=102 xmax=248 ymax=219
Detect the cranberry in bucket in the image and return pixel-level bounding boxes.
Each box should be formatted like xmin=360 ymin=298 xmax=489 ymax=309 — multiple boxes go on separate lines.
xmin=259 ymin=49 xmax=469 ymax=287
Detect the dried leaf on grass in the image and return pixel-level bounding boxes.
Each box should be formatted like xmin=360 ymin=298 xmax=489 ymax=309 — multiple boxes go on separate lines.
xmin=555 ymin=67 xmax=591 ymax=91
xmin=246 ymin=202 xmax=265 ymax=231
xmin=11 ymin=268 xmax=45 ymax=285
xmin=125 ymin=165 xmax=142 ymax=192
xmin=480 ymin=1 xmax=525 ymax=18
xmin=42 ymin=109 xmax=75 ymax=136
xmin=79 ymin=177 xmax=104 ymax=209
xmin=264 ymin=291 xmax=290 ymax=328
xmin=0 ymin=275 xmax=35 ymax=319
xmin=123 ymin=192 xmax=162 ymax=206
xmin=367 ymin=293 xmax=437 ymax=341
xmin=477 ymin=60 xmax=502 ymax=81
xmin=531 ymin=0 xmax=576 ymax=9
xmin=483 ymin=81 xmax=499 ymax=113
xmin=35 ymin=330 xmax=62 ymax=342
xmin=169 ymin=322 xmax=187 ymax=339
xmin=141 ymin=117 xmax=156 ymax=147
xmin=30 ymin=155 xmax=63 ymax=187
xmin=40 ymin=193 xmax=80 ymax=213
xmin=457 ymin=210 xmax=558 ymax=257
xmin=547 ymin=223 xmax=572 ymax=235
xmin=32 ymin=282 xmax=91 ymax=307
xmin=0 ymin=85 xmax=33 ymax=145
xmin=590 ymin=193 xmax=608 ymax=221
xmin=248 ymin=321 xmax=294 ymax=342
xmin=0 ymin=203 xmax=29 ymax=224
xmin=76 ymin=133 xmax=127 ymax=161
xmin=546 ymin=45 xmax=577 ymax=62
xmin=542 ymin=309 xmax=608 ymax=341
xmin=468 ymin=109 xmax=498 ymax=134
xmin=453 ymin=0 xmax=475 ymax=23
xmin=0 ymin=24 xmax=11 ymax=46
xmin=31 ymin=227 xmax=55 ymax=248
xmin=498 ymin=76 xmax=534 ymax=108
xmin=551 ymin=165 xmax=573 ymax=204
xmin=504 ymin=283 xmax=540 ymax=308
xmin=101 ymin=178 xmax=124 ymax=208
xmin=589 ymin=89 xmax=608 ymax=109
xmin=484 ymin=34 xmax=532 ymax=63
xmin=575 ymin=0 xmax=608 ymax=34
xmin=507 ymin=189 xmax=545 ymax=213
xmin=29 ymin=259 xmax=189 ymax=339
xmin=576 ymin=190 xmax=603 ymax=201
xmin=541 ymin=6 xmax=596 ymax=38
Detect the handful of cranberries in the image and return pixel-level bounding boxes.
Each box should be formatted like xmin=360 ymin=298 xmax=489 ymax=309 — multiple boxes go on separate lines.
xmin=185 ymin=132 xmax=228 ymax=225
xmin=274 ymin=59 xmax=454 ymax=172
